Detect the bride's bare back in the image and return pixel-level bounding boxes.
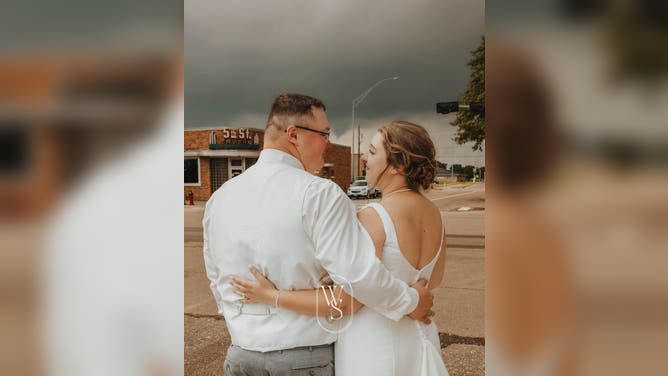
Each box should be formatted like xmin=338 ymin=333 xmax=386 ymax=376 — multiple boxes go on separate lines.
xmin=358 ymin=191 xmax=446 ymax=288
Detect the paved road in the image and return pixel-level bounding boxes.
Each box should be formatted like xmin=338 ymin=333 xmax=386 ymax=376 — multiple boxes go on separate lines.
xmin=185 ymin=183 xmax=485 ymax=375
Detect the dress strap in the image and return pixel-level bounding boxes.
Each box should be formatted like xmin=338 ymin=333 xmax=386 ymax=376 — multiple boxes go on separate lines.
xmin=365 ymin=203 xmax=398 ymax=247
xmin=429 ymin=224 xmax=445 ymax=267
xmin=417 ymin=221 xmax=445 ymax=274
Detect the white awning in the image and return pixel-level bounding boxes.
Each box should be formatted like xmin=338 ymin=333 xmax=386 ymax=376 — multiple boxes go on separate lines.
xmin=184 ymin=150 xmax=261 ymax=158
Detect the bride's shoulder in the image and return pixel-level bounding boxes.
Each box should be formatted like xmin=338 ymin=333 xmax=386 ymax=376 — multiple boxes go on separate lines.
xmin=397 ymin=196 xmax=442 ymax=228
xmin=392 ymin=193 xmax=439 ymax=214
xmin=357 ymin=206 xmax=386 ymax=250
xmin=357 ymin=205 xmax=383 ymax=227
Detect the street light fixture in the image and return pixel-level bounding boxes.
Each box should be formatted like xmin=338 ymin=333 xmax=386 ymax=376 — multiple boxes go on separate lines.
xmin=351 ymin=76 xmax=400 ymax=180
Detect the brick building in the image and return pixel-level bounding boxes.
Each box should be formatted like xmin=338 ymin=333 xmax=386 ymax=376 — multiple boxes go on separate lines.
xmin=184 ymin=127 xmax=351 ymax=201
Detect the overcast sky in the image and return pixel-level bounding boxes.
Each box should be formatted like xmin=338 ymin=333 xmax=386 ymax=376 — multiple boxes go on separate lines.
xmin=185 ymin=0 xmax=485 ymax=166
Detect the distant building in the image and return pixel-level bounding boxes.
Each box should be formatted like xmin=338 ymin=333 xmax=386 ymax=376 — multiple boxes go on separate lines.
xmin=184 ymin=128 xmax=351 ymax=201
xmin=435 ymin=166 xmax=467 ymax=182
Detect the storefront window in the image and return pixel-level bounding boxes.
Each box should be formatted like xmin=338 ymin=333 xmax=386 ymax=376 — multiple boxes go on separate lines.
xmin=184 ymin=158 xmax=200 ymax=185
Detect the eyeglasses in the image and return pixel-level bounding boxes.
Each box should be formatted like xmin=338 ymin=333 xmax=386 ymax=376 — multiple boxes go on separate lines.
xmin=294 ymin=125 xmax=330 ymax=141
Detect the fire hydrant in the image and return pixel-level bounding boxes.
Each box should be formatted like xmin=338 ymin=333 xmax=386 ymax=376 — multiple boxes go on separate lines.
xmin=187 ymin=191 xmax=194 ymax=205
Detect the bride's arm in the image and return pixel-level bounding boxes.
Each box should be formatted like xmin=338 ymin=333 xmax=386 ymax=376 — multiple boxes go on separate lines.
xmin=230 ymin=208 xmax=387 ymax=317
xmin=230 ymin=267 xmax=363 ymax=316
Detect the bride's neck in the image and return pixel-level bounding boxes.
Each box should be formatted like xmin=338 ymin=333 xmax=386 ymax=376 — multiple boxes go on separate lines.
xmin=379 ymin=179 xmax=409 ymax=195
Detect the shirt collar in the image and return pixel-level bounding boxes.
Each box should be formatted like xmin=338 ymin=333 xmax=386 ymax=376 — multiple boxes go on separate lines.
xmin=258 ymin=148 xmax=305 ymax=170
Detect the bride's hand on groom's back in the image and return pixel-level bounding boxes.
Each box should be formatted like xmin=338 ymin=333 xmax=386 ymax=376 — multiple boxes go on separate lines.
xmin=408 ymin=279 xmax=435 ymax=324
xmin=230 ymin=266 xmax=278 ymax=305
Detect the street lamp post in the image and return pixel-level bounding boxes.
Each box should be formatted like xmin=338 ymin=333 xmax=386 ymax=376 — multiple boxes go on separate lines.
xmin=351 ymin=76 xmax=400 ymax=181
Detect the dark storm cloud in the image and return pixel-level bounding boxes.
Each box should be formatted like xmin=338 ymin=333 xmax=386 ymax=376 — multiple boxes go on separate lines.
xmin=185 ymin=0 xmax=485 ymax=139
xmin=1 ymin=0 xmax=181 ymax=52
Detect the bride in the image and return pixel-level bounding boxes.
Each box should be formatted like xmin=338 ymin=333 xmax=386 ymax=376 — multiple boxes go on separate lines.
xmin=231 ymin=121 xmax=449 ymax=375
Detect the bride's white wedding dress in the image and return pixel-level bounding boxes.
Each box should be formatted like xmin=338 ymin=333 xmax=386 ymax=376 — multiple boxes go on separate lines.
xmin=335 ymin=203 xmax=449 ymax=376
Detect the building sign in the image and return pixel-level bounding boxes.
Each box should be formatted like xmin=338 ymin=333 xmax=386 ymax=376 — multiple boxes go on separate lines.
xmin=209 ymin=128 xmax=260 ymax=150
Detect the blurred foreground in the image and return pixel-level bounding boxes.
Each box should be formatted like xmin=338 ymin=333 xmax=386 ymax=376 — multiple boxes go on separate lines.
xmin=486 ymin=1 xmax=668 ymax=375
xmin=1 ymin=1 xmax=183 ymax=375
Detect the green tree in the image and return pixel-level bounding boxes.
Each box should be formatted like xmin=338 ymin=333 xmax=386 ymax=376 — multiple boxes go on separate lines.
xmin=451 ymin=36 xmax=485 ymax=151
xmin=462 ymin=165 xmax=475 ymax=180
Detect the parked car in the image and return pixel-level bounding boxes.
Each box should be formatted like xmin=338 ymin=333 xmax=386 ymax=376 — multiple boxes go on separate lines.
xmin=352 ymin=176 xmax=380 ymax=196
xmin=347 ymin=180 xmax=380 ymax=199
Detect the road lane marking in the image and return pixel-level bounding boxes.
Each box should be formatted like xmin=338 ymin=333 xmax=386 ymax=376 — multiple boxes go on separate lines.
xmin=430 ymin=191 xmax=479 ymax=202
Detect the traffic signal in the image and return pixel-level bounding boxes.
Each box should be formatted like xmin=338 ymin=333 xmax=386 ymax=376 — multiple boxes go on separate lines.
xmin=436 ymin=101 xmax=484 ymax=115
xmin=469 ymin=102 xmax=485 ymax=114
xmin=436 ymin=102 xmax=459 ymax=114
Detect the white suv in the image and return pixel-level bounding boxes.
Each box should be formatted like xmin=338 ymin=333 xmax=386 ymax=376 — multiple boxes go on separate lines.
xmin=347 ymin=180 xmax=380 ymax=199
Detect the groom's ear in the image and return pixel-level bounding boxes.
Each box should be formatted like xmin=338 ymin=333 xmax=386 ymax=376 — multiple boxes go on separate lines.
xmin=285 ymin=125 xmax=299 ymax=146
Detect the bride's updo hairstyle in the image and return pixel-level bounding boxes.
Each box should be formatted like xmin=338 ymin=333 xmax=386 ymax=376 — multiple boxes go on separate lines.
xmin=378 ymin=121 xmax=437 ymax=191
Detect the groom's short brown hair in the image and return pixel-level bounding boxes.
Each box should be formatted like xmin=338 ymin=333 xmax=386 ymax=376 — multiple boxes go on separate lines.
xmin=265 ymin=93 xmax=326 ymax=132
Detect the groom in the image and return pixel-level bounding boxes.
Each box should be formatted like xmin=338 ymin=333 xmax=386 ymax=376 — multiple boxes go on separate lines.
xmin=203 ymin=93 xmax=434 ymax=375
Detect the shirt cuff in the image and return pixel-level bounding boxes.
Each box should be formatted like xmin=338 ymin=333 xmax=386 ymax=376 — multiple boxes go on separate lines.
xmin=373 ymin=286 xmax=420 ymax=322
xmin=405 ymin=286 xmax=419 ymax=315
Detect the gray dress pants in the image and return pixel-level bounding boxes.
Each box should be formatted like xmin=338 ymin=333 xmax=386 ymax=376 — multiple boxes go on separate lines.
xmin=224 ymin=343 xmax=334 ymax=376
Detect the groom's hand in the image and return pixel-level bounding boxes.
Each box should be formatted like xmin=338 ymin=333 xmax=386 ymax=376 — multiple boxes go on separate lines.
xmin=408 ymin=279 xmax=435 ymax=324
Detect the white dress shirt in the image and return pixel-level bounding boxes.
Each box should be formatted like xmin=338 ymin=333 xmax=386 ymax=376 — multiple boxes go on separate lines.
xmin=203 ymin=149 xmax=418 ymax=352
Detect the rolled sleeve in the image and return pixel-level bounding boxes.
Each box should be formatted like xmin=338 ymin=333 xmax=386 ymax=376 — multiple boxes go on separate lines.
xmin=302 ymin=178 xmax=418 ymax=320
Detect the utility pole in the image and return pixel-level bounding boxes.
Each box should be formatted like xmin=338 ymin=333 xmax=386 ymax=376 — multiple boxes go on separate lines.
xmin=357 ymin=123 xmax=361 ymax=176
